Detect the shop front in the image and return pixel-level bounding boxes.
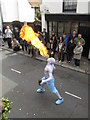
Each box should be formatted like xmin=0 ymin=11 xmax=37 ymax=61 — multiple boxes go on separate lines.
xmin=45 ymin=14 xmax=89 ymax=58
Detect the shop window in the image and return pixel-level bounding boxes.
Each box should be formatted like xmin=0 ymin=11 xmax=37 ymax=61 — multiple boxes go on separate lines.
xmin=71 ymin=22 xmax=78 ymax=34
xmin=49 ymin=21 xmax=52 ymax=36
xmin=63 ymin=0 xmax=77 ymax=13
xmin=64 ymin=22 xmax=71 ymax=37
xmin=58 ymin=22 xmax=64 ymax=37
xmin=52 ymin=21 xmax=57 ymax=36
xmin=80 ymin=22 xmax=89 ymax=27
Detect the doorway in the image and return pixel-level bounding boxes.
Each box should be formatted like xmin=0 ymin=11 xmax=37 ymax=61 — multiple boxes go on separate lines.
xmin=78 ymin=26 xmax=89 ymax=58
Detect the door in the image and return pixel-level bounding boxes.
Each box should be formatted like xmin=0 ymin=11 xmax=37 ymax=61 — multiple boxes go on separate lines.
xmin=78 ymin=26 xmax=89 ymax=58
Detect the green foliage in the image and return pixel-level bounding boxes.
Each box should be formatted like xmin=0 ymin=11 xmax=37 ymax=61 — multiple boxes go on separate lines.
xmin=0 ymin=97 xmax=12 ymax=120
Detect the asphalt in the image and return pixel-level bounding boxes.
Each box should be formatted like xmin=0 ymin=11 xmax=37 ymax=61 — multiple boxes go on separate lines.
xmin=0 ymin=48 xmax=88 ymax=118
xmin=1 ymin=43 xmax=89 ymax=75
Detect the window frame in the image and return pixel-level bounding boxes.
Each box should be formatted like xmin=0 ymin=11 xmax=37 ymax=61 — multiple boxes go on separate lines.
xmin=63 ymin=0 xmax=77 ymax=13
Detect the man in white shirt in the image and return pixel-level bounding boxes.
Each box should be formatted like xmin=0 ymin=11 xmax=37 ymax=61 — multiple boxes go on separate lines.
xmin=5 ymin=26 xmax=12 ymax=48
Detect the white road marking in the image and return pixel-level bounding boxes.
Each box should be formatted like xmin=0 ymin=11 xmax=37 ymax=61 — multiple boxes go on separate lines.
xmin=9 ymin=53 xmax=17 ymax=56
xmin=65 ymin=91 xmax=82 ymax=100
xmin=11 ymin=68 xmax=21 ymax=74
xmin=19 ymin=108 xmax=22 ymax=111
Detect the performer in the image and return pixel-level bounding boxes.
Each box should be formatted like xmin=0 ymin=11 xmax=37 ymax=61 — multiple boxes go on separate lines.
xmin=37 ymin=57 xmax=64 ymax=105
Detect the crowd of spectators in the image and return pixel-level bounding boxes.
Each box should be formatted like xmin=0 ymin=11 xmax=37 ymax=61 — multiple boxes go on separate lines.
xmin=40 ymin=29 xmax=85 ymax=68
xmin=2 ymin=24 xmax=85 ymax=68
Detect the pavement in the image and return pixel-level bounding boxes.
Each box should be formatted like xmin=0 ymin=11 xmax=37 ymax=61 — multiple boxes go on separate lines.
xmin=0 ymin=47 xmax=88 ymax=118
xmin=1 ymin=42 xmax=90 ymax=75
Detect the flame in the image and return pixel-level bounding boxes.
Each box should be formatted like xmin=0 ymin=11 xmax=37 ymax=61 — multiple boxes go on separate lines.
xmin=51 ymin=51 xmax=53 ymax=55
xmin=20 ymin=25 xmax=49 ymax=57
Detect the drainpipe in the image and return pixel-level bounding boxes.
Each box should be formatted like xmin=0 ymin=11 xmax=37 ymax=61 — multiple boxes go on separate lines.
xmin=40 ymin=4 xmax=48 ymax=32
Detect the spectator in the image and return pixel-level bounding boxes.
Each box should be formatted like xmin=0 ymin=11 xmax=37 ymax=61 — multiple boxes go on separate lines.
xmin=63 ymin=33 xmax=68 ymax=46
xmin=63 ymin=33 xmax=68 ymax=54
xmin=32 ymin=46 xmax=36 ymax=58
xmin=38 ymin=31 xmax=43 ymax=41
xmin=20 ymin=39 xmax=24 ymax=51
xmin=57 ymin=36 xmax=63 ymax=63
xmin=12 ymin=38 xmax=21 ymax=52
xmin=5 ymin=26 xmax=12 ymax=48
xmin=37 ymin=31 xmax=43 ymax=55
xmin=3 ymin=24 xmax=7 ymax=42
xmin=51 ymin=32 xmax=57 ymax=58
xmin=49 ymin=36 xmax=53 ymax=57
xmin=27 ymin=42 xmax=34 ymax=57
xmin=42 ymin=28 xmax=48 ymax=47
xmin=73 ymin=41 xmax=83 ymax=67
xmin=68 ymin=30 xmax=77 ymax=42
xmin=67 ymin=39 xmax=75 ymax=63
xmin=14 ymin=27 xmax=20 ymax=43
xmin=21 ymin=21 xmax=28 ymax=52
xmin=24 ymin=40 xmax=28 ymax=52
xmin=61 ymin=40 xmax=66 ymax=62
xmin=74 ymin=34 xmax=85 ymax=46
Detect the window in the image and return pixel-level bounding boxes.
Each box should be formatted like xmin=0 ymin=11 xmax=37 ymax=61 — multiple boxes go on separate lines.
xmin=52 ymin=21 xmax=57 ymax=36
xmin=64 ymin=22 xmax=71 ymax=37
xmin=58 ymin=22 xmax=64 ymax=37
xmin=71 ymin=22 xmax=78 ymax=33
xmin=63 ymin=0 xmax=77 ymax=13
xmin=80 ymin=22 xmax=89 ymax=27
xmin=49 ymin=21 xmax=52 ymax=36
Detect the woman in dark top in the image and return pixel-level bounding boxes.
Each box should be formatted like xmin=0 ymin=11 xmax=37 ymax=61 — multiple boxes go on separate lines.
xmin=67 ymin=39 xmax=75 ymax=63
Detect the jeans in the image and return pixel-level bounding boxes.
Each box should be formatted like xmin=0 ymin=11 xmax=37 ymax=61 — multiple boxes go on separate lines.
xmin=75 ymin=59 xmax=80 ymax=66
xmin=67 ymin=53 xmax=73 ymax=61
xmin=7 ymin=38 xmax=12 ymax=48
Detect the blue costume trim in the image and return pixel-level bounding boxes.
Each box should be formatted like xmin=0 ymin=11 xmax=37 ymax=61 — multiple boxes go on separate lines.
xmin=41 ymin=77 xmax=57 ymax=94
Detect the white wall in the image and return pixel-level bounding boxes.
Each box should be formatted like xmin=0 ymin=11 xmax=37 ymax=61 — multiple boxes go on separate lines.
xmin=1 ymin=0 xmax=35 ymax=22
xmin=1 ymin=0 xmax=19 ymax=22
xmin=41 ymin=0 xmax=89 ymax=14
xmin=0 ymin=15 xmax=2 ymax=30
xmin=89 ymin=1 xmax=90 ymax=14
xmin=41 ymin=0 xmax=63 ymax=13
xmin=40 ymin=0 xmax=63 ymax=31
xmin=77 ymin=0 xmax=89 ymax=14
xmin=0 ymin=1 xmax=2 ymax=29
xmin=18 ymin=0 xmax=35 ymax=22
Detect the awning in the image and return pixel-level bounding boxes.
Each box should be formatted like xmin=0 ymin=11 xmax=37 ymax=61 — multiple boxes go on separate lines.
xmin=45 ymin=13 xmax=89 ymax=22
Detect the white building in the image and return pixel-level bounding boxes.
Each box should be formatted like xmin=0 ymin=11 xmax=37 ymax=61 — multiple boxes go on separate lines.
xmin=0 ymin=0 xmax=36 ymax=43
xmin=40 ymin=0 xmax=90 ymax=58
xmin=1 ymin=0 xmax=35 ymax=23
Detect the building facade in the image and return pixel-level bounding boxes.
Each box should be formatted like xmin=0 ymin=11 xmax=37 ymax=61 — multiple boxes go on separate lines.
xmin=40 ymin=0 xmax=90 ymax=58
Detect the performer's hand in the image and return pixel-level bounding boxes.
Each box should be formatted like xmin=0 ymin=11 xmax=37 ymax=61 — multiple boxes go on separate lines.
xmin=40 ymin=80 xmax=45 ymax=86
xmin=38 ymin=80 xmax=42 ymax=86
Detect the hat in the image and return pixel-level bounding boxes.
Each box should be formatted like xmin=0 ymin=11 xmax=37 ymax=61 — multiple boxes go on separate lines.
xmin=47 ymin=57 xmax=55 ymax=64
